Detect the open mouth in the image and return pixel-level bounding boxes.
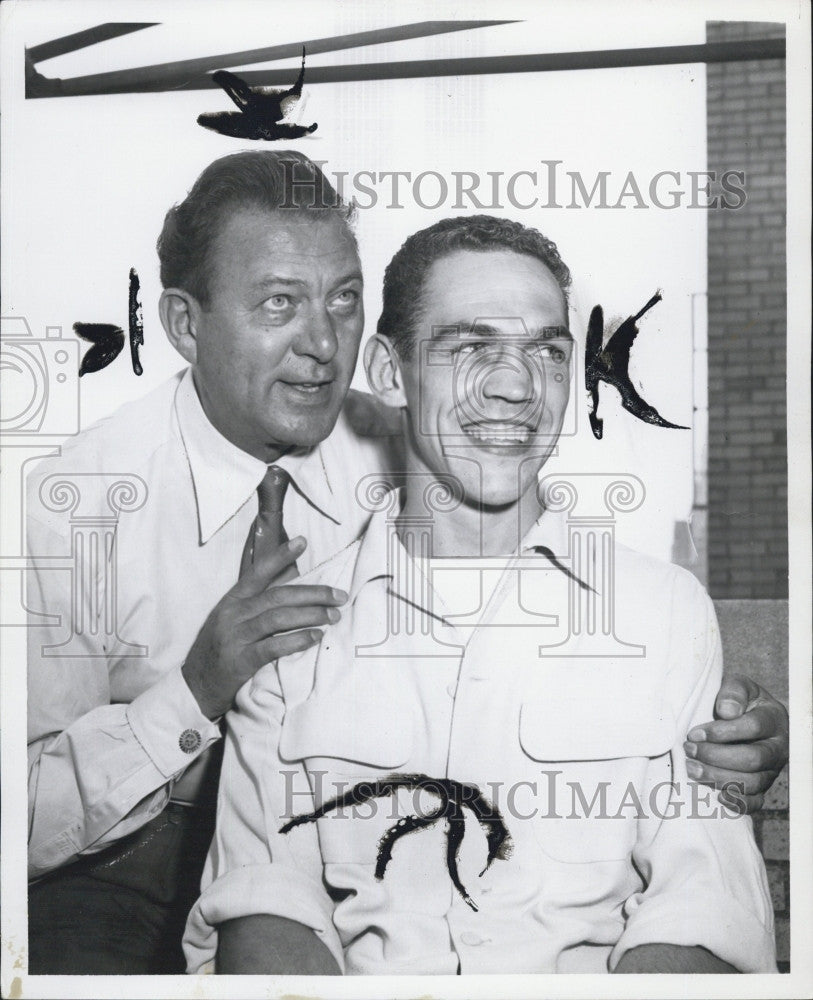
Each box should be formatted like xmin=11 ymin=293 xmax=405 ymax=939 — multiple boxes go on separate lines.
xmin=281 ymin=379 xmax=333 ymax=396
xmin=460 ymin=421 xmax=535 ymax=445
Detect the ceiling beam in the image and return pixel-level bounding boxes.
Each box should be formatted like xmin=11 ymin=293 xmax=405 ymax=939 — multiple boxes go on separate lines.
xmin=26 ymin=23 xmax=158 ymax=65
xmin=28 ymin=20 xmax=517 ymax=98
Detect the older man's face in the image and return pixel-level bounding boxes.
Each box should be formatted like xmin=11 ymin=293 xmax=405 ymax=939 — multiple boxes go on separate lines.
xmin=399 ymin=249 xmax=572 ymax=508
xmin=190 ymin=208 xmax=364 ymax=461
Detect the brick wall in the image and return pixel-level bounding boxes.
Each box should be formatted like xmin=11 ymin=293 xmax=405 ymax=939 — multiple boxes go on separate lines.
xmin=754 ymin=769 xmax=790 ymax=972
xmin=714 ymin=599 xmax=789 ymax=972
xmin=706 ymin=21 xmax=787 ymax=599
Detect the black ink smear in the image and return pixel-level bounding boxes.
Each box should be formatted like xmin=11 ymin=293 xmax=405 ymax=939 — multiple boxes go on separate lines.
xmin=585 ymin=291 xmax=689 ymax=440
xmin=75 ymin=323 xmax=124 ymax=376
xmin=128 ymin=267 xmax=144 ymax=376
xmin=280 ymin=774 xmax=512 ymax=912
xmin=531 ymin=545 xmax=594 ymax=593
xmin=197 ymin=47 xmax=318 ymax=141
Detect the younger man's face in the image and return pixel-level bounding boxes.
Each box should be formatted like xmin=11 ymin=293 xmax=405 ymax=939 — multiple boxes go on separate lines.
xmin=399 ymin=249 xmax=572 ymax=508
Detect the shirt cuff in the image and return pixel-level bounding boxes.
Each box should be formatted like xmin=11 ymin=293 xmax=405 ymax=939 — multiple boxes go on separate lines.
xmin=609 ymin=888 xmax=778 ymax=973
xmin=126 ymin=665 xmax=221 ymax=778
xmin=183 ymin=863 xmax=344 ymax=974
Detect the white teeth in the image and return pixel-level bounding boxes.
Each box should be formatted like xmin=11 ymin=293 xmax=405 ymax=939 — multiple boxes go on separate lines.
xmin=464 ymin=425 xmax=531 ymax=444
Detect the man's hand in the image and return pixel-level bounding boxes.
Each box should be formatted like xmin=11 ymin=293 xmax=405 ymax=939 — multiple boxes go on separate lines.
xmin=684 ymin=674 xmax=789 ymax=813
xmin=343 ymin=388 xmax=403 ymax=439
xmin=182 ymin=537 xmax=348 ymax=720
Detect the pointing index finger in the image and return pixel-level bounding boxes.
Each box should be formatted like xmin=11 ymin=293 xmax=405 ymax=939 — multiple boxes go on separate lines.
xmin=689 ymin=709 xmax=769 ymax=745
xmin=234 ymin=536 xmax=307 ymax=597
xmin=689 ymin=693 xmax=787 ymax=745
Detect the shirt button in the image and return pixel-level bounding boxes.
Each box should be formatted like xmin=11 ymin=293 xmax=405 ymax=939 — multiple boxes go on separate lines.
xmin=178 ymin=728 xmax=202 ymax=754
xmin=446 ymin=683 xmax=457 ymax=698
xmin=460 ymin=931 xmax=488 ymax=946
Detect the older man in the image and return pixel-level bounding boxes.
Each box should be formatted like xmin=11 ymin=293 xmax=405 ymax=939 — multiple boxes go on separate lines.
xmin=26 ymin=151 xmax=395 ymax=973
xmin=27 ymin=153 xmax=786 ymax=974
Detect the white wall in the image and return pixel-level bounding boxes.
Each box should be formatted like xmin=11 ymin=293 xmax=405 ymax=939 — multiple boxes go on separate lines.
xmin=3 ymin=0 xmax=712 ymax=558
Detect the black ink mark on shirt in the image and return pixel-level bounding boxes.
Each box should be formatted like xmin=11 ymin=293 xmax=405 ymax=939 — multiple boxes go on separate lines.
xmin=530 ymin=545 xmax=594 ymax=593
xmin=198 ymin=48 xmax=318 ymax=141
xmin=128 ymin=267 xmax=144 ymax=376
xmin=585 ymin=291 xmax=689 ymax=439
xmin=281 ymin=774 xmax=512 ymax=911
xmin=75 ymin=323 xmax=124 ymax=377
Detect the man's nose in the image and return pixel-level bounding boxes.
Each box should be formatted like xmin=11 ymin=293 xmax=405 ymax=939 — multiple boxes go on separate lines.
xmin=479 ymin=351 xmax=535 ymax=404
xmin=292 ymin=305 xmax=339 ymax=364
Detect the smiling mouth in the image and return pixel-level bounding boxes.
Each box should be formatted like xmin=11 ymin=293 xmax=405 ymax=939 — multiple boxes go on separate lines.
xmin=461 ymin=422 xmax=535 ymax=445
xmin=282 ymin=379 xmax=333 ymax=395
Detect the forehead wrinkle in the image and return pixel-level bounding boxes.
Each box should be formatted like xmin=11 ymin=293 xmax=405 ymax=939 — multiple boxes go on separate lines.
xmin=258 ymin=246 xmax=360 ymax=260
xmin=253 ymin=276 xmax=308 ymax=288
xmin=250 ymin=269 xmax=363 ymax=296
xmin=434 ymin=320 xmax=571 ymax=340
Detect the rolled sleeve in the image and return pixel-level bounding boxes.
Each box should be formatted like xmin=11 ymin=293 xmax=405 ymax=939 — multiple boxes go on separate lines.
xmin=184 ymin=660 xmax=336 ymax=973
xmin=612 ymin=877 xmax=776 ymax=973
xmin=184 ymin=863 xmax=344 ymax=974
xmin=126 ymin=664 xmax=221 ymax=778
xmin=609 ymin=774 xmax=776 ymax=972
xmin=610 ymin=580 xmax=776 ymax=973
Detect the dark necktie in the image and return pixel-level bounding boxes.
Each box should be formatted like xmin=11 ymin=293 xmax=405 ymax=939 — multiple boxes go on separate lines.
xmin=171 ymin=466 xmax=295 ymax=807
xmin=240 ymin=465 xmax=295 ymax=578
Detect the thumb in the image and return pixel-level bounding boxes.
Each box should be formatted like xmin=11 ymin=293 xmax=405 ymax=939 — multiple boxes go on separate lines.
xmin=714 ymin=673 xmax=759 ymax=720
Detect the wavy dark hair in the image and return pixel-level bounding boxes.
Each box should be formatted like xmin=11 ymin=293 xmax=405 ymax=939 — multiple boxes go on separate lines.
xmin=157 ymin=151 xmax=355 ymax=307
xmin=377 ymin=215 xmax=571 ymax=359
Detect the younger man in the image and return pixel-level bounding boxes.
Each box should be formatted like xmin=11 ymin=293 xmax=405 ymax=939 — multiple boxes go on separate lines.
xmin=184 ymin=216 xmax=776 ymax=974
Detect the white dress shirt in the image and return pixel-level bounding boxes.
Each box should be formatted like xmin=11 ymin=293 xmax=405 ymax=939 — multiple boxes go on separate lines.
xmin=184 ymin=493 xmax=776 ymax=975
xmin=26 ymin=368 xmax=399 ymax=878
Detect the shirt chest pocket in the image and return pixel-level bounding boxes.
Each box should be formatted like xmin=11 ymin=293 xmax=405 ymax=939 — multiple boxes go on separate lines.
xmin=281 ymin=694 xmax=413 ymax=775
xmin=517 ymin=665 xmax=675 ymax=864
xmin=278 ymin=647 xmax=416 ymax=777
xmin=279 ymin=659 xmax=418 ymax=866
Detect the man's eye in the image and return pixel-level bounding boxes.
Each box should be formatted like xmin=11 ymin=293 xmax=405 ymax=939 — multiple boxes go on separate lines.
xmin=533 ymin=343 xmax=568 ymax=363
xmin=454 ymin=341 xmax=488 ymax=358
xmin=329 ymin=289 xmax=359 ymax=311
xmin=265 ymin=294 xmax=292 ymax=311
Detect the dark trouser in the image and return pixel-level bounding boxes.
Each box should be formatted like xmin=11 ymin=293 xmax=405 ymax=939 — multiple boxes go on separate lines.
xmin=28 ymin=802 xmax=216 ymax=974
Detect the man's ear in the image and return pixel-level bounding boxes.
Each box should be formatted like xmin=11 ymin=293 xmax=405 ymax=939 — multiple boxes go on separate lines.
xmin=159 ymin=288 xmax=201 ymax=365
xmin=364 ymin=334 xmax=408 ymax=409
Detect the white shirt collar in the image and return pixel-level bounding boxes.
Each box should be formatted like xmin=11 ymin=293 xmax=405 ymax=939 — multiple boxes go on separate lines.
xmin=347 ymin=488 xmax=581 ymax=603
xmin=270 ymin=442 xmax=342 ymax=528
xmin=174 ymin=368 xmax=341 ymax=544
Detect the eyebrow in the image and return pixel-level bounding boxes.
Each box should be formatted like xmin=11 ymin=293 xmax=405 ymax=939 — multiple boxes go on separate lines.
xmin=436 ymin=321 xmax=573 ymax=341
xmin=251 ymin=271 xmax=363 ymax=294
